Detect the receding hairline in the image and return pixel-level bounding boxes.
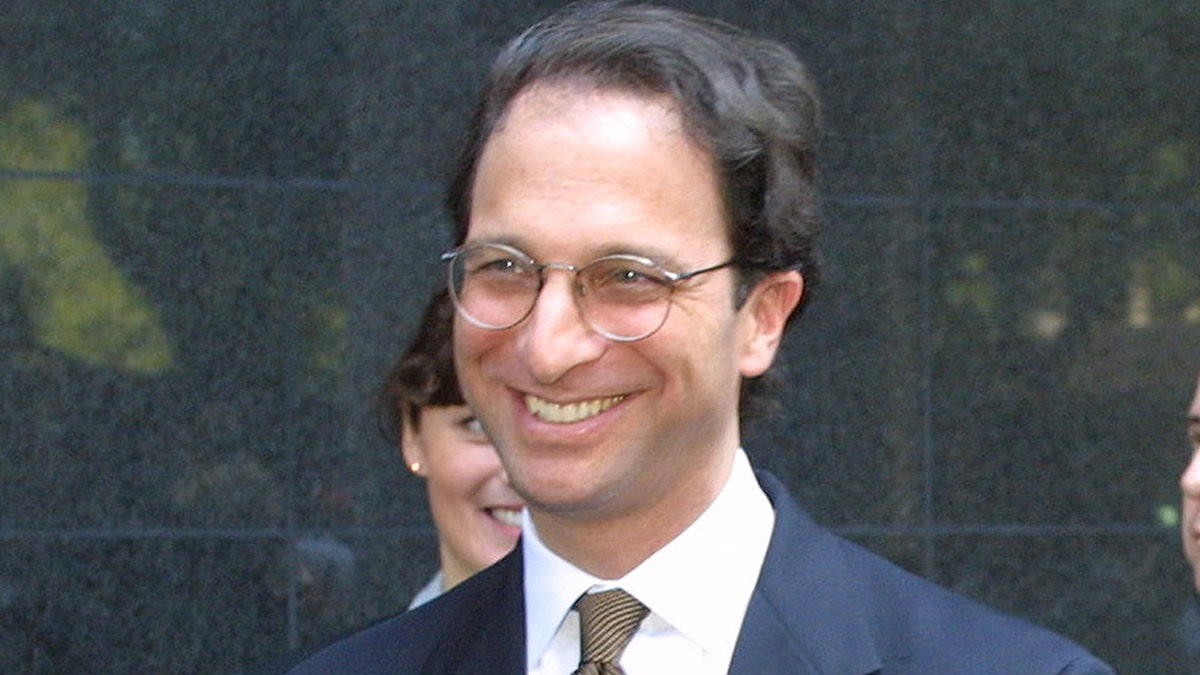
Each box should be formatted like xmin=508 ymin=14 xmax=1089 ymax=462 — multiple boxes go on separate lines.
xmin=473 ymin=77 xmax=736 ymax=250
xmin=486 ymin=75 xmax=709 ymax=154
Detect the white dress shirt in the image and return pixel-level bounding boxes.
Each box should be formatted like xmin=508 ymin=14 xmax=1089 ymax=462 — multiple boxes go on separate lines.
xmin=524 ymin=449 xmax=775 ymax=675
xmin=407 ymin=571 xmax=444 ymax=610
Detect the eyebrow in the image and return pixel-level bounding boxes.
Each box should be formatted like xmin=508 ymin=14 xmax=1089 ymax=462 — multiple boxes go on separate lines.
xmin=465 ymin=236 xmax=694 ymax=270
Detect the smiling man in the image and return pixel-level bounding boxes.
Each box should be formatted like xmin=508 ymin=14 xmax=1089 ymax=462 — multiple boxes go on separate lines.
xmin=289 ymin=3 xmax=1112 ymax=673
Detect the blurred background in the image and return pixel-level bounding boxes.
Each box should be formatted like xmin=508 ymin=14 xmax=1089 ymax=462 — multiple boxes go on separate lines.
xmin=1 ymin=1 xmax=1197 ymax=672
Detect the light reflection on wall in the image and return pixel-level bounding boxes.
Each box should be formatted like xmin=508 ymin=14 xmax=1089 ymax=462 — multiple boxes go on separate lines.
xmin=0 ymin=100 xmax=172 ymax=374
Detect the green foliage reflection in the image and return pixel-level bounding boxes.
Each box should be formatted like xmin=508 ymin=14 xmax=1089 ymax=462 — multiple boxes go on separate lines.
xmin=0 ymin=100 xmax=172 ymax=373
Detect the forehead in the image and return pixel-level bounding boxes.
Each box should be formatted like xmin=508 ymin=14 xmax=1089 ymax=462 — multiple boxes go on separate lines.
xmin=489 ymin=82 xmax=694 ymax=169
xmin=496 ymin=79 xmax=684 ymax=135
xmin=468 ymin=83 xmax=729 ymax=261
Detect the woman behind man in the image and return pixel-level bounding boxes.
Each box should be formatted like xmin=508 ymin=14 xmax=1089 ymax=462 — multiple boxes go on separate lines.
xmin=381 ymin=290 xmax=524 ymax=608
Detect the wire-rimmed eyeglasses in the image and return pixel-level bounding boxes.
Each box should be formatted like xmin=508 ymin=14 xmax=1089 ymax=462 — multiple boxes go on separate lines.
xmin=441 ymin=242 xmax=734 ymax=342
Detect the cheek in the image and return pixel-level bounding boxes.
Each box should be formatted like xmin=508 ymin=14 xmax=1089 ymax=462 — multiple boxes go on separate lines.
xmin=656 ymin=314 xmax=739 ymax=381
xmin=426 ymin=470 xmax=468 ymax=517
xmin=435 ymin=444 xmax=500 ymax=496
xmin=454 ymin=325 xmax=502 ymax=389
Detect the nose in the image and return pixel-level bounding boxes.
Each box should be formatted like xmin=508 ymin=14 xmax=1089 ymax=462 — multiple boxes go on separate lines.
xmin=517 ymin=271 xmax=606 ymax=384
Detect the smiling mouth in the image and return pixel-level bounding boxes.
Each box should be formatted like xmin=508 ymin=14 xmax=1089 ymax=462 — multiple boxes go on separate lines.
xmin=489 ymin=507 xmax=523 ymax=527
xmin=524 ymin=394 xmax=626 ymax=424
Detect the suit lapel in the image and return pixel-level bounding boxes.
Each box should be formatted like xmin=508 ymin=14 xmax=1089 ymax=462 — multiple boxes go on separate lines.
xmin=421 ymin=547 xmax=527 ymax=674
xmin=431 ymin=473 xmax=883 ymax=674
xmin=729 ymin=472 xmax=882 ymax=674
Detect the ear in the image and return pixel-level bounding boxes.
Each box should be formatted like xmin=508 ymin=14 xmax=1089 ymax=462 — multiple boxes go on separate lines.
xmin=399 ymin=403 xmax=428 ymax=477
xmin=737 ymin=270 xmax=803 ymax=378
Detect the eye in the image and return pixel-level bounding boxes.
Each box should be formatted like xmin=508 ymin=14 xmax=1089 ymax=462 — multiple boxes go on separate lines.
xmin=470 ymin=254 xmax=524 ymax=276
xmin=588 ymin=259 xmax=669 ymax=288
xmin=612 ymin=267 xmax=653 ymax=284
xmin=461 ymin=415 xmax=487 ymax=439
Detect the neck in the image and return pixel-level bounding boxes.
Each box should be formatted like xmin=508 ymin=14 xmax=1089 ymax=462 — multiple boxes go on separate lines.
xmin=531 ymin=449 xmax=735 ymax=579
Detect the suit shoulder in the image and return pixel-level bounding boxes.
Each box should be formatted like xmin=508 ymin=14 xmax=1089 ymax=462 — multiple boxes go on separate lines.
xmin=833 ymin=537 xmax=1112 ymax=673
xmin=285 ymin=552 xmax=523 ymax=674
xmin=283 ymin=607 xmax=439 ymax=674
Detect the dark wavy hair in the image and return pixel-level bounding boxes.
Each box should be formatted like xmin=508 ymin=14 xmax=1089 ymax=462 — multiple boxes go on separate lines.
xmin=443 ymin=1 xmax=823 ymax=420
xmin=379 ymin=290 xmax=463 ymax=442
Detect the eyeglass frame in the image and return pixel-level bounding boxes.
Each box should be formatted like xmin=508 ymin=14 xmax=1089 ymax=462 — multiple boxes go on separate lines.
xmin=440 ymin=241 xmax=736 ymax=342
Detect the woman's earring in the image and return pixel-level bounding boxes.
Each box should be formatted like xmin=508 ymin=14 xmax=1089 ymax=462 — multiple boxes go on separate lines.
xmin=409 ymin=461 xmax=421 ymax=474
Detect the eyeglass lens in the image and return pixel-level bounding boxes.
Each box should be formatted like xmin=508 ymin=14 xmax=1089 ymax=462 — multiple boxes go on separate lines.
xmin=447 ymin=244 xmax=675 ymax=341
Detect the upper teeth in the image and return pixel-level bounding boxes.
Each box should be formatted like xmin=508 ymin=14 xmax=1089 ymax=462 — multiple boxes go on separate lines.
xmin=491 ymin=508 xmax=523 ymax=527
xmin=525 ymin=394 xmax=625 ymax=423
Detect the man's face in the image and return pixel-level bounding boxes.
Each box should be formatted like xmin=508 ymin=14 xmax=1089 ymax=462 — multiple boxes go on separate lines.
xmin=1180 ymin=374 xmax=1200 ymax=591
xmin=453 ymin=84 xmax=798 ymax=554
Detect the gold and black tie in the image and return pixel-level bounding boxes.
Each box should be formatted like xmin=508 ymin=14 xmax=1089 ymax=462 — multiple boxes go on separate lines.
xmin=571 ymin=589 xmax=650 ymax=675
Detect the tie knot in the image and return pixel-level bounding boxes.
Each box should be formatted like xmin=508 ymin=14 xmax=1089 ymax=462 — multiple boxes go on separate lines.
xmin=573 ymin=589 xmax=649 ymax=674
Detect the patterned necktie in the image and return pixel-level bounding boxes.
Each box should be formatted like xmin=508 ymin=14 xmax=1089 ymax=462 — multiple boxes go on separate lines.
xmin=571 ymin=589 xmax=650 ymax=675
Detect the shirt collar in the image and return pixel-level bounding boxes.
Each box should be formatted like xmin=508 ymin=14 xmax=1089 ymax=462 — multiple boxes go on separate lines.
xmin=523 ymin=517 xmax=599 ymax=668
xmin=522 ymin=449 xmax=775 ymax=670
xmin=407 ymin=570 xmax=444 ymax=610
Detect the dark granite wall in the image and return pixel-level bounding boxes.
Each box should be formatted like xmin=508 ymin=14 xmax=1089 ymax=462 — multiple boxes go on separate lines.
xmin=2 ymin=1 xmax=1198 ymax=672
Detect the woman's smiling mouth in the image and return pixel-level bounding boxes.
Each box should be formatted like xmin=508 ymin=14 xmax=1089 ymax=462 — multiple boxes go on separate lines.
xmin=488 ymin=507 xmax=523 ymax=528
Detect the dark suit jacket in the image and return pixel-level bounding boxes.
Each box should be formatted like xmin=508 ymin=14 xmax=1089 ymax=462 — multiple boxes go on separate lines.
xmin=287 ymin=471 xmax=1113 ymax=673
